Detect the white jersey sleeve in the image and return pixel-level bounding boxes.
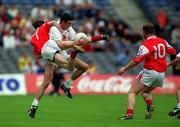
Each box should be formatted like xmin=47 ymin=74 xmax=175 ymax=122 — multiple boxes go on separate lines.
xmin=136 ymin=45 xmax=149 ymax=56
xmin=177 ymin=52 xmax=180 ymax=58
xmin=49 ymin=26 xmax=62 ymax=41
xmin=133 ymin=45 xmax=150 ymax=63
xmin=67 ymin=27 xmax=76 ymax=41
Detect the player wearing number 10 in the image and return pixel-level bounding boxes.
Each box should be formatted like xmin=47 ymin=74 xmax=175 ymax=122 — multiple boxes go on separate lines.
xmin=118 ymin=23 xmax=176 ymax=120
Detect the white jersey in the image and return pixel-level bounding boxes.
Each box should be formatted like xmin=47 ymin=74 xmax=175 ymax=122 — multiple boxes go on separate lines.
xmin=64 ymin=26 xmax=76 ymax=41
xmin=49 ymin=26 xmax=76 ymax=41
xmin=41 ymin=26 xmax=76 ymax=65
xmin=177 ymin=52 xmax=180 ymax=58
xmin=47 ymin=26 xmax=76 ymax=60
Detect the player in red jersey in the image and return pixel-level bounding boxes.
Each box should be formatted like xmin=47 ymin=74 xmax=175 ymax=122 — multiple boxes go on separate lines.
xmin=28 ymin=13 xmax=109 ymax=118
xmin=118 ymin=23 xmax=176 ymax=120
xmin=168 ymin=52 xmax=180 ymax=119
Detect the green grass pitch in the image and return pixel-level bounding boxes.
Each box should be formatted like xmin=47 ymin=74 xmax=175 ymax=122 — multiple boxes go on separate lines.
xmin=0 ymin=94 xmax=179 ymax=127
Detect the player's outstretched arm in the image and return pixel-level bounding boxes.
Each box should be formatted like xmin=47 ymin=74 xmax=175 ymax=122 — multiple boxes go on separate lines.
xmin=118 ymin=60 xmax=137 ymax=75
xmin=118 ymin=44 xmax=149 ymax=75
xmin=167 ymin=56 xmax=180 ymax=67
xmin=166 ymin=47 xmax=176 ymax=55
xmin=118 ymin=46 xmax=148 ymax=75
xmin=165 ymin=41 xmax=176 ymax=55
xmin=56 ymin=39 xmax=87 ymax=50
xmin=56 ymin=40 xmax=75 ymax=49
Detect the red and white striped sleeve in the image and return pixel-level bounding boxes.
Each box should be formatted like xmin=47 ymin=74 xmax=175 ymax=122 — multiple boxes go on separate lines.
xmin=133 ymin=45 xmax=149 ymax=64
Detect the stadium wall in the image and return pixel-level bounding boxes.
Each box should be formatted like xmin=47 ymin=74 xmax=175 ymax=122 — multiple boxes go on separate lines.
xmin=0 ymin=74 xmax=179 ymax=95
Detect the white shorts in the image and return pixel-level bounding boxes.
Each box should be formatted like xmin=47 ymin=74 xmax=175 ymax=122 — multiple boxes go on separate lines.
xmin=41 ymin=40 xmax=69 ymax=66
xmin=136 ymin=68 xmax=165 ymax=87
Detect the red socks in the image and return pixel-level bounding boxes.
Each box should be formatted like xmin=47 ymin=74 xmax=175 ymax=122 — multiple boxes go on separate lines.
xmin=146 ymin=99 xmax=152 ymax=106
xmin=124 ymin=99 xmax=152 ymax=116
xmin=91 ymin=35 xmax=103 ymax=42
xmin=70 ymin=50 xmax=78 ymax=59
xmin=126 ymin=109 xmax=134 ymax=116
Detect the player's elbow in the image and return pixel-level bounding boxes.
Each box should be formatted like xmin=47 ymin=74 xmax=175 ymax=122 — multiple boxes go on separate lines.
xmin=133 ymin=59 xmax=141 ymax=65
xmin=49 ymin=21 xmax=57 ymax=27
xmin=167 ymin=48 xmax=176 ymax=55
xmin=170 ymin=50 xmax=176 ymax=55
xmin=173 ymin=49 xmax=177 ymax=55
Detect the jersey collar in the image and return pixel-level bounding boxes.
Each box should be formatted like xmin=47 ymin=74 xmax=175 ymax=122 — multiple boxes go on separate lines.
xmin=146 ymin=35 xmax=157 ymax=40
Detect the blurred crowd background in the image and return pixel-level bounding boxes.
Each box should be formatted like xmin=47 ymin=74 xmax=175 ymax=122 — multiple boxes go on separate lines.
xmin=0 ymin=0 xmax=179 ymax=75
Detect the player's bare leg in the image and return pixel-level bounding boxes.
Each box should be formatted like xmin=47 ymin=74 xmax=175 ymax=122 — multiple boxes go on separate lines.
xmin=120 ymin=79 xmax=147 ymax=120
xmin=61 ymin=57 xmax=88 ymax=98
xmin=53 ymin=48 xmax=87 ymax=98
xmin=71 ymin=58 xmax=89 ymax=80
xmin=62 ymin=35 xmax=109 ymax=86
xmin=176 ymin=87 xmax=180 ymax=105
xmin=35 ymin=64 xmax=55 ymax=101
xmin=141 ymin=87 xmax=156 ymax=119
xmin=86 ymin=35 xmax=109 ymax=44
xmin=169 ymin=87 xmax=180 ymax=119
xmin=29 ymin=63 xmax=55 ymax=118
xmin=54 ymin=53 xmax=75 ymax=71
xmin=61 ymin=34 xmax=108 ymax=89
xmin=56 ymin=35 xmax=108 ymax=98
xmin=60 ymin=34 xmax=108 ymax=90
xmin=176 ymin=87 xmax=180 ymax=119
xmin=29 ymin=52 xmax=75 ymax=118
xmin=53 ymin=52 xmax=76 ymax=98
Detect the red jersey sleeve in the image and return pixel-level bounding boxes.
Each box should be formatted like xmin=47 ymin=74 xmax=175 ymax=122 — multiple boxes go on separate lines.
xmin=44 ymin=21 xmax=51 ymax=32
xmin=165 ymin=41 xmax=176 ymax=55
xmin=133 ymin=45 xmax=150 ymax=64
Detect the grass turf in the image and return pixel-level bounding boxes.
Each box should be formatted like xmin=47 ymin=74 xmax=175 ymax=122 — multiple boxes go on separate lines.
xmin=0 ymin=94 xmax=179 ymax=127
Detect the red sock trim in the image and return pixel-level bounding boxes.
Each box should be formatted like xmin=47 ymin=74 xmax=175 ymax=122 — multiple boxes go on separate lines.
xmin=91 ymin=35 xmax=103 ymax=42
xmin=126 ymin=109 xmax=134 ymax=115
xmin=70 ymin=51 xmax=78 ymax=59
xmin=146 ymin=99 xmax=152 ymax=106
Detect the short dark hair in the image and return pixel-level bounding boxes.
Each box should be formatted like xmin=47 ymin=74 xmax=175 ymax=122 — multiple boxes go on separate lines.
xmin=143 ymin=23 xmax=155 ymax=35
xmin=60 ymin=13 xmax=74 ymax=23
xmin=32 ymin=20 xmax=45 ymax=29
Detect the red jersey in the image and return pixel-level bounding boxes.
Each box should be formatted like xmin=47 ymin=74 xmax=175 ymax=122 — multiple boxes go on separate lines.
xmin=133 ymin=36 xmax=176 ymax=72
xmin=31 ymin=21 xmax=51 ymax=57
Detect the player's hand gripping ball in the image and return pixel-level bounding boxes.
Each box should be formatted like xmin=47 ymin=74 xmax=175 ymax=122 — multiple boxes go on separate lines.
xmin=74 ymin=33 xmax=88 ymax=45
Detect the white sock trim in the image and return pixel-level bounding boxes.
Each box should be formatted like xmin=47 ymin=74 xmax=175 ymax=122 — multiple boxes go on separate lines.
xmin=64 ymin=78 xmax=73 ymax=88
xmin=68 ymin=78 xmax=73 ymax=83
xmin=177 ymin=103 xmax=180 ymax=109
xmin=32 ymin=99 xmax=39 ymax=107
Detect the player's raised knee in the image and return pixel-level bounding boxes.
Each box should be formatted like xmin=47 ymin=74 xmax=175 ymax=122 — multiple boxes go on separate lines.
xmin=83 ymin=63 xmax=89 ymax=72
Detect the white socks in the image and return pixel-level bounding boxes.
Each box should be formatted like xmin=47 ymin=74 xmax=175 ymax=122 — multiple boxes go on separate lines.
xmin=64 ymin=78 xmax=73 ymax=88
xmin=32 ymin=99 xmax=39 ymax=107
xmin=177 ymin=103 xmax=180 ymax=109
